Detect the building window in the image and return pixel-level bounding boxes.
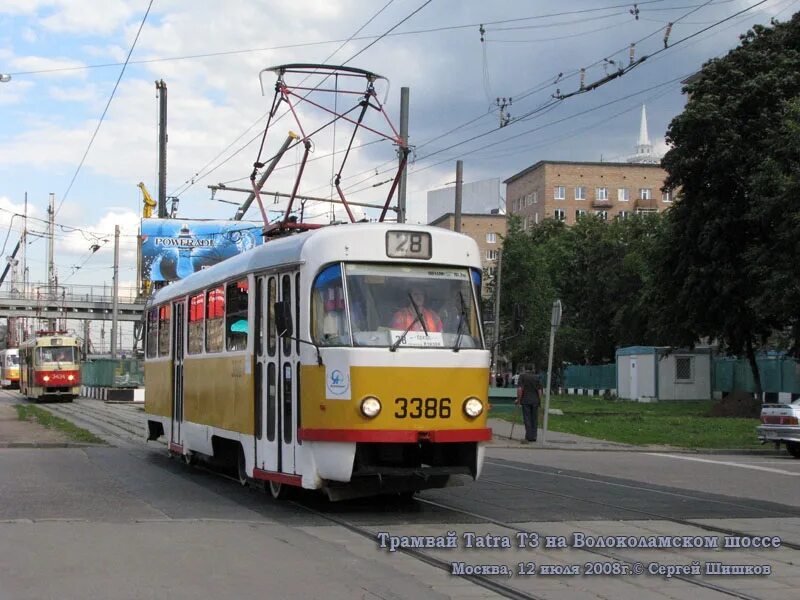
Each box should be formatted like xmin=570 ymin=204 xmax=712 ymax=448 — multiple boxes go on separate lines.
xmin=188 ymin=292 xmax=205 ymax=355
xmin=618 ymin=210 xmax=630 ymax=220
xmin=618 ymin=187 xmax=629 ymax=202
xmin=636 ymin=208 xmax=657 ymax=215
xmin=554 ymin=209 xmax=566 ymax=222
xmin=596 ymin=187 xmax=609 ymax=201
xmin=534 ymin=212 xmax=539 ymax=225
xmin=594 ymin=210 xmax=608 ymax=220
xmin=554 ymin=186 xmax=565 ymax=200
xmin=676 ymin=356 xmax=693 ymax=381
xmin=639 ymin=188 xmax=651 ymax=200
xmin=486 ymin=232 xmax=497 ymax=244
xmin=226 ymin=279 xmax=249 ymax=351
xmin=662 ymin=190 xmax=673 ymax=203
xmin=522 ymin=217 xmax=529 ymax=230
xmin=486 ymin=249 xmax=499 ymax=261
xmin=205 ymin=285 xmax=225 ymax=353
xmin=575 ymin=209 xmax=586 ymax=220
xmin=575 ymin=186 xmax=586 ymax=200
xmin=532 ymin=191 xmax=538 ymax=204
xmin=525 ymin=193 xmax=532 ymax=206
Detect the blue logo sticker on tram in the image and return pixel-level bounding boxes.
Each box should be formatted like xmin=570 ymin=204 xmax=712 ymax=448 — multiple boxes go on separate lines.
xmin=326 ymin=368 xmax=350 ymax=399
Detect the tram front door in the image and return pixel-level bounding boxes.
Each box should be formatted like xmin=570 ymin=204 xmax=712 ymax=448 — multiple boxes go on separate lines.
xmin=254 ymin=272 xmax=299 ymax=476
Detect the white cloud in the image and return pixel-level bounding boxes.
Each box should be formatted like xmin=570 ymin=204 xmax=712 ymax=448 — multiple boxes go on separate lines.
xmin=39 ymin=0 xmax=133 ymax=36
xmin=7 ymin=55 xmax=87 ymax=79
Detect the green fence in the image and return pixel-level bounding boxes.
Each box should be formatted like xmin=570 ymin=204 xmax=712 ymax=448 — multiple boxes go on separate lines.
xmin=81 ymin=359 xmax=144 ymax=388
xmin=564 ymin=356 xmax=800 ymax=394
xmin=563 ymin=364 xmax=616 ymax=390
xmin=713 ymin=356 xmax=800 ymax=394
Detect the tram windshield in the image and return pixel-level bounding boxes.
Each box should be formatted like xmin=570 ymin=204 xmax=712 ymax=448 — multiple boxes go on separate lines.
xmin=6 ymin=353 xmax=19 ymax=366
xmin=37 ymin=346 xmax=77 ymax=364
xmin=343 ymin=263 xmax=483 ymax=349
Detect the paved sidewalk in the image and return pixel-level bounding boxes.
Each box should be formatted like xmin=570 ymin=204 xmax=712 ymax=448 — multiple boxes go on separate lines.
xmin=488 ymin=417 xmax=652 ymax=451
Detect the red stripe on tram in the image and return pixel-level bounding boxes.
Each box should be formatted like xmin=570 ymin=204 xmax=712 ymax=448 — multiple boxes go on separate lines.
xmin=298 ymin=428 xmax=492 ymax=443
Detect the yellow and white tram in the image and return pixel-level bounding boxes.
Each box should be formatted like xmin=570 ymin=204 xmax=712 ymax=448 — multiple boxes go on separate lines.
xmin=19 ymin=334 xmax=81 ymax=401
xmin=0 ymin=348 xmax=20 ymax=389
xmin=144 ymin=223 xmax=491 ymax=499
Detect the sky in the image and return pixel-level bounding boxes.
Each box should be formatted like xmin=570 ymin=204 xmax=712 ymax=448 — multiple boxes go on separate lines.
xmin=0 ymin=0 xmax=797 ymax=347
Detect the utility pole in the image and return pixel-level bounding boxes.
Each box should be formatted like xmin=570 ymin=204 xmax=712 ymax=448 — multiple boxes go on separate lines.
xmin=491 ymin=250 xmax=503 ymax=375
xmin=156 ymin=80 xmax=168 ymax=218
xmin=110 ymin=225 xmax=120 ymax=358
xmin=397 ymin=87 xmax=409 ymax=224
xmin=454 ymin=160 xmax=463 ymax=233
xmin=47 ymin=193 xmax=56 ymax=331
xmin=21 ymin=192 xmax=27 ymax=342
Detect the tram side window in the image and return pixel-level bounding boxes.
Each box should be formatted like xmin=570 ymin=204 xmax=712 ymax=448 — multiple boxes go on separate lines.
xmin=267 ymin=277 xmax=276 ymax=357
xmin=226 ymin=279 xmax=249 ymax=351
xmin=205 ymin=285 xmax=225 ymax=353
xmin=157 ymin=305 xmax=170 ymax=357
xmin=146 ymin=308 xmax=158 ymax=358
xmin=311 ymin=264 xmax=350 ymax=346
xmin=188 ymin=293 xmax=205 ymax=355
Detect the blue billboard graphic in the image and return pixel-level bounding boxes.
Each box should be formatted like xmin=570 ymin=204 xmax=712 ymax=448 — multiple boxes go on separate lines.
xmin=141 ymin=219 xmax=262 ymax=282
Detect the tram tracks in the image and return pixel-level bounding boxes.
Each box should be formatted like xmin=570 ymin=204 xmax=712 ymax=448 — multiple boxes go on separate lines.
xmin=17 ymin=396 xmax=795 ymax=600
xmin=480 ymin=460 xmax=800 ymax=551
xmin=412 ymin=496 xmax=772 ymax=600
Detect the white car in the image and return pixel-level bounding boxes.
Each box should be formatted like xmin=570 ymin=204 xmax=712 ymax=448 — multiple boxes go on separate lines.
xmin=757 ymin=400 xmax=800 ymax=458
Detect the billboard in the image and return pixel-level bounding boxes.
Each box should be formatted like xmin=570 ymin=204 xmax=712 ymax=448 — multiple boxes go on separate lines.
xmin=141 ymin=219 xmax=262 ymax=282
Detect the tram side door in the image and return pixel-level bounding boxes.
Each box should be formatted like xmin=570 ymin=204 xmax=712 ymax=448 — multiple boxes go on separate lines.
xmin=255 ymin=274 xmax=280 ymax=473
xmin=277 ymin=271 xmax=300 ymax=475
xmin=171 ymin=301 xmax=185 ymax=445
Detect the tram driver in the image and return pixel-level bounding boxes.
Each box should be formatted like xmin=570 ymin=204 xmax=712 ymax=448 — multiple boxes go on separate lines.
xmin=391 ymin=286 xmax=443 ymax=333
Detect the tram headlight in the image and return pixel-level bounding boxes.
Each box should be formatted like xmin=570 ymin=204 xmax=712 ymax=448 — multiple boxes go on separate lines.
xmin=463 ymin=397 xmax=484 ymax=418
xmin=42 ymin=375 xmax=50 ymax=382
xmin=360 ymin=396 xmax=382 ymax=418
xmin=67 ymin=375 xmax=74 ymax=381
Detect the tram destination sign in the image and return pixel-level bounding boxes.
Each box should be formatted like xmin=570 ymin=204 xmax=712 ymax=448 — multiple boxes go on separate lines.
xmin=386 ymin=231 xmax=431 ymax=260
xmin=140 ymin=219 xmax=263 ymax=282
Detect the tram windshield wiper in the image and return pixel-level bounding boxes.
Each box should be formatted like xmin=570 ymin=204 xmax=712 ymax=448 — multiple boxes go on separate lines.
xmin=389 ymin=292 xmax=427 ymax=352
xmin=452 ymin=291 xmax=467 ymax=353
xmin=408 ymin=292 xmax=429 ymax=336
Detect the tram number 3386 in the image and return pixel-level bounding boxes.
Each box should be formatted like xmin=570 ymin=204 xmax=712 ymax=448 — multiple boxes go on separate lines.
xmin=394 ymin=397 xmax=451 ymax=419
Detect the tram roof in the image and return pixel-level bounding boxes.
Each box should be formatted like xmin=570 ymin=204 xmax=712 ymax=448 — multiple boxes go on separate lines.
xmin=151 ymin=222 xmax=481 ymax=306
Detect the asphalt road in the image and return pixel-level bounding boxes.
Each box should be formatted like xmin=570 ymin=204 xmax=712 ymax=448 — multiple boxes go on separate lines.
xmin=1 ymin=391 xmax=798 ymax=600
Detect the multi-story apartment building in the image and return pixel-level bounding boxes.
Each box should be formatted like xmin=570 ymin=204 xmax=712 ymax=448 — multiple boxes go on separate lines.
xmin=503 ymin=160 xmax=671 ymax=227
xmin=429 ymin=212 xmax=507 ymax=296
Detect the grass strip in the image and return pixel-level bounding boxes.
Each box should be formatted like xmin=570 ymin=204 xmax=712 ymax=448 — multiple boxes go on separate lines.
xmin=14 ymin=404 xmax=105 ymax=444
xmin=490 ymin=396 xmax=762 ymax=449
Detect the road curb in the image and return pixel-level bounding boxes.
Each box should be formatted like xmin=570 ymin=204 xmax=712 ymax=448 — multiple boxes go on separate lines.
xmin=0 ymin=442 xmax=106 ymax=449
xmin=490 ymin=439 xmax=784 ymax=456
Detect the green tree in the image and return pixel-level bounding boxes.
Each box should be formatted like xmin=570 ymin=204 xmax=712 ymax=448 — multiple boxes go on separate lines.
xmin=656 ymin=15 xmax=800 ymax=396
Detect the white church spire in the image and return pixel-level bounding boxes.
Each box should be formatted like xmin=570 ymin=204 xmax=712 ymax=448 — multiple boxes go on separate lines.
xmin=638 ymin=104 xmax=650 ymax=147
xmin=627 ymin=104 xmax=660 ymax=164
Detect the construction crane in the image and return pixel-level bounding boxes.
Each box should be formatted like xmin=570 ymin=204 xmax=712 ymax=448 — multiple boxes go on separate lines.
xmin=137 ymin=182 xmax=157 ymax=299
xmin=138 ymin=182 xmax=157 ymax=218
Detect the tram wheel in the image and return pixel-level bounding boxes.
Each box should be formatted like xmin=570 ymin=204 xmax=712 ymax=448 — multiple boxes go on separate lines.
xmin=236 ymin=447 xmax=248 ymax=486
xmin=269 ymin=480 xmax=293 ymax=500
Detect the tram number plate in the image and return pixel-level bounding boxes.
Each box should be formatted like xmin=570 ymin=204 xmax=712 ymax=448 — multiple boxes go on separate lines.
xmin=394 ymin=397 xmax=451 ymax=419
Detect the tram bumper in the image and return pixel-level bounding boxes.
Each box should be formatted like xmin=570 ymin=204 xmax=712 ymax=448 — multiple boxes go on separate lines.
xmin=324 ymin=467 xmax=470 ymax=502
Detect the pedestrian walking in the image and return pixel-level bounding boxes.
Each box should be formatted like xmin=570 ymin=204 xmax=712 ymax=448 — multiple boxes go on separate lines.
xmin=515 ymin=366 xmax=543 ymax=443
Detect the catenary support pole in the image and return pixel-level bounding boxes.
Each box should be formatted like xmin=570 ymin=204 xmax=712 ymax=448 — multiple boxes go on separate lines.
xmin=541 ymin=299 xmax=562 ymax=444
xmin=491 ymin=250 xmax=502 ymax=376
xmin=156 ymin=80 xmax=168 ymax=218
xmin=454 ymin=160 xmax=463 ymax=232
xmin=397 ymin=87 xmax=409 ymax=223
